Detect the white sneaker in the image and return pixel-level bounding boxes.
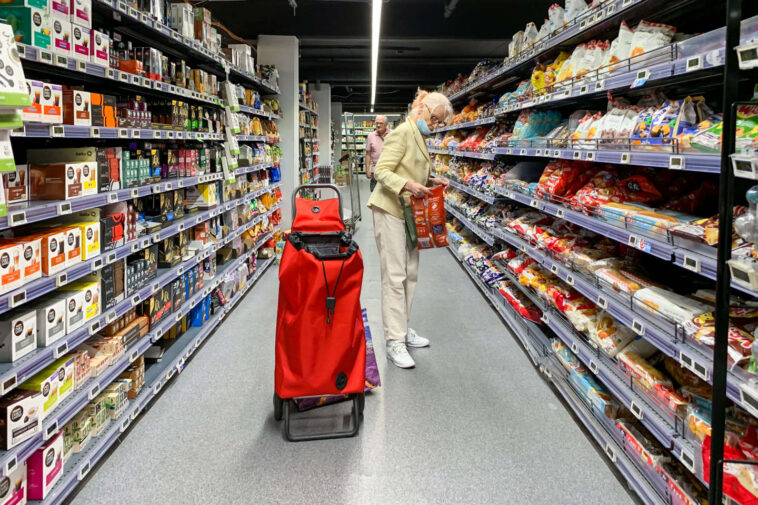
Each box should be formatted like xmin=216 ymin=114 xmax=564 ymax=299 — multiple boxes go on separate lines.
xmin=406 ymin=328 xmax=430 ymax=348
xmin=387 ymin=341 xmax=415 ymax=368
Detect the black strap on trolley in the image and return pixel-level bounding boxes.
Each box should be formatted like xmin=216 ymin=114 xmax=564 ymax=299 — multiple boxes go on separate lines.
xmin=321 ymin=258 xmax=347 ymax=324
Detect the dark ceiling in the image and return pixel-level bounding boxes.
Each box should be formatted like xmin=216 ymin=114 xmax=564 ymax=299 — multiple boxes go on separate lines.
xmin=206 ymin=0 xmax=556 ymax=112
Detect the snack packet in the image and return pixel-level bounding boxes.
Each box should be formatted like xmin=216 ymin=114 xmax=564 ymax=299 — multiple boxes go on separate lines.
xmin=410 ymin=186 xmax=449 ymax=249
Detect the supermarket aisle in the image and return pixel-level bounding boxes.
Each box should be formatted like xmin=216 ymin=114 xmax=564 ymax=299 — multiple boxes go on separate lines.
xmin=69 ymin=180 xmax=637 ymax=505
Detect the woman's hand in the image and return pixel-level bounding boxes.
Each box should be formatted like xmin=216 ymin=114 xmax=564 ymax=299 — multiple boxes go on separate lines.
xmin=430 ymin=176 xmax=450 ymax=189
xmin=403 ymin=180 xmax=432 ymax=198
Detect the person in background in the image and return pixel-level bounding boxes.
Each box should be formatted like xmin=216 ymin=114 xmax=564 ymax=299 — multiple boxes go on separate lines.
xmin=365 ymin=115 xmax=391 ymax=193
xmin=367 ymin=90 xmax=453 ymax=369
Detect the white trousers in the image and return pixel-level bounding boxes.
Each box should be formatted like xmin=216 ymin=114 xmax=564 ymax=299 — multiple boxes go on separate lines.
xmin=372 ymin=208 xmax=419 ymax=343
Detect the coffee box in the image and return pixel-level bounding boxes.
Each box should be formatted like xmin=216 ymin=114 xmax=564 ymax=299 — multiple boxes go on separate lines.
xmin=22 ymin=80 xmax=44 ymax=122
xmin=71 ymin=24 xmax=89 ymax=59
xmin=32 ymin=296 xmax=66 ymax=347
xmin=41 ymin=83 xmax=62 ymax=124
xmin=51 ymin=17 xmax=70 ymax=56
xmin=3 ymin=164 xmax=27 ymax=204
xmin=0 ymin=389 xmax=42 ymax=450
xmin=0 ymin=309 xmax=37 ymax=362
xmin=27 ymin=430 xmax=64 ymax=499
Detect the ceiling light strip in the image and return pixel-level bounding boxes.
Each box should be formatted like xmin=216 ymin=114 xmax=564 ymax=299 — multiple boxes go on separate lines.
xmin=370 ymin=0 xmax=382 ymax=113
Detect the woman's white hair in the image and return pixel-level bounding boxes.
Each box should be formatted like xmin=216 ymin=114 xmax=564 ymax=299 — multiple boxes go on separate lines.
xmin=411 ymin=89 xmax=453 ymax=122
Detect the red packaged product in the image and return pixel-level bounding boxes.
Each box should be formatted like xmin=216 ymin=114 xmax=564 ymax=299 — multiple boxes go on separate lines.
xmin=615 ymin=174 xmax=663 ymax=205
xmin=411 ymin=186 xmax=449 ymax=249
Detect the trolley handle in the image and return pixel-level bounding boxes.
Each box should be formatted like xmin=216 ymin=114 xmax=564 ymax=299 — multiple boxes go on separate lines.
xmin=292 ymin=184 xmax=343 ymax=221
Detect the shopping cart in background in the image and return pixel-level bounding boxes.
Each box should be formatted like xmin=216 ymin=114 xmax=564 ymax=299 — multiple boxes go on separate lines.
xmin=273 ymin=184 xmax=365 ymax=441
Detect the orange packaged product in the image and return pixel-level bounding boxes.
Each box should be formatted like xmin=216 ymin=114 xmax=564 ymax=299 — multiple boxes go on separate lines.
xmin=36 ymin=229 xmax=67 ymax=276
xmin=410 ymin=186 xmax=449 ymax=249
xmin=0 ymin=243 xmax=22 ymax=294
xmin=0 ymin=237 xmax=41 ymax=284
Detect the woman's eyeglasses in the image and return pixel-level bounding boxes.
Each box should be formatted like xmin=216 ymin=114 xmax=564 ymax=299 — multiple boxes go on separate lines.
xmin=424 ymin=104 xmax=447 ymax=128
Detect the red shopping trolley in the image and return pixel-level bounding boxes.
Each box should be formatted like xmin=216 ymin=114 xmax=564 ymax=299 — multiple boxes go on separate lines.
xmin=274 ymin=184 xmax=365 ymax=441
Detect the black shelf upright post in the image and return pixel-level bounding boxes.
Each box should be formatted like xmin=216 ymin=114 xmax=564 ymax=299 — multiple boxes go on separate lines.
xmin=710 ymin=0 xmax=743 ymax=502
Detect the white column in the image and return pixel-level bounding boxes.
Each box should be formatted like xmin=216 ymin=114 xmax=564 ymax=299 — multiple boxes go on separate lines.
xmin=257 ymin=35 xmax=298 ymax=228
xmin=331 ymin=101 xmax=343 ymax=164
xmin=307 ymin=83 xmax=331 ymax=167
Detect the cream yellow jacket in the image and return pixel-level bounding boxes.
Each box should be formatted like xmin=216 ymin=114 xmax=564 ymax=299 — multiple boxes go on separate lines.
xmin=367 ymin=117 xmax=432 ymax=219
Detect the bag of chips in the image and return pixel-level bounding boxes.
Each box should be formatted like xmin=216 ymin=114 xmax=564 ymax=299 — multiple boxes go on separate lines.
xmin=410 ymin=186 xmax=449 ymax=249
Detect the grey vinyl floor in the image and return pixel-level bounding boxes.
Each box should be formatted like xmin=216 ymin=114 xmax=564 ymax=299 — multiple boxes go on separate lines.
xmin=69 ymin=179 xmax=637 ymax=505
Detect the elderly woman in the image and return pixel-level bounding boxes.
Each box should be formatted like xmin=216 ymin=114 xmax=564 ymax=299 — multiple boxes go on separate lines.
xmin=366 ymin=90 xmax=453 ymax=369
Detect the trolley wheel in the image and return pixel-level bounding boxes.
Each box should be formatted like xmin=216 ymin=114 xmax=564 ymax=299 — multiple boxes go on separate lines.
xmin=273 ymin=393 xmax=283 ymax=421
xmin=357 ymin=393 xmax=365 ymax=415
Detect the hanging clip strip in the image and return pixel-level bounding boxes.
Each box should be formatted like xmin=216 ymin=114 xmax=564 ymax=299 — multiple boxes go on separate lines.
xmin=322 ymin=257 xmax=347 ymax=324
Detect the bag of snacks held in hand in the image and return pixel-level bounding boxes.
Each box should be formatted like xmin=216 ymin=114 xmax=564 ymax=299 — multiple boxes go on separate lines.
xmin=407 ymin=186 xmax=449 ymax=250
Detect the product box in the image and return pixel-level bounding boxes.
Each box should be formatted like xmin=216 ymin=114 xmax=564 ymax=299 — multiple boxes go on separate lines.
xmin=89 ymin=29 xmax=108 ymax=66
xmin=140 ymin=286 xmax=171 ymax=325
xmin=19 ymin=355 xmax=75 ymax=418
xmin=50 ymin=0 xmax=69 ymax=20
xmin=112 ymin=315 xmax=147 ymax=348
xmin=0 ymin=389 xmax=42 ymax=450
xmin=70 ymin=0 xmax=90 ymax=27
xmin=0 ymin=309 xmax=37 ymax=362
xmin=63 ymin=221 xmax=98 ymax=260
xmin=27 ymin=431 xmax=63 ymax=500
xmin=22 ymin=80 xmax=44 ymax=122
xmin=0 ymin=236 xmax=42 ymax=284
xmin=71 ymin=24 xmax=89 ymax=59
xmin=32 ymin=296 xmax=66 ymax=346
xmin=60 ymin=288 xmax=84 ymax=333
xmin=61 ymin=225 xmax=81 ymax=267
xmin=0 ymin=243 xmax=22 ymax=294
xmin=99 ymin=259 xmax=124 ymax=310
xmin=95 ymin=147 xmax=121 ymax=192
xmin=102 ymin=94 xmax=117 ymax=128
xmin=3 ymin=165 xmax=27 ymax=204
xmin=89 ymin=92 xmax=103 ymax=126
xmin=62 ymin=89 xmax=91 ymax=126
xmin=36 ymin=229 xmax=66 ymax=276
xmin=0 ymin=460 xmax=26 ymax=505
xmin=60 ymin=280 xmax=99 ymax=322
xmin=158 ymin=237 xmax=179 ymax=268
xmin=0 ymin=6 xmax=51 ymax=51
xmin=51 ymin=18 xmax=70 ymax=56
xmin=41 ymin=83 xmax=62 ymax=124
xmin=1 ymin=0 xmax=46 ymax=8
xmin=30 ymin=161 xmax=97 ymax=200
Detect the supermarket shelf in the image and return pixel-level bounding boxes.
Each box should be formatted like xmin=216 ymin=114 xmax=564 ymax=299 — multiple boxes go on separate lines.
xmin=433 ymin=116 xmax=497 ymax=133
xmin=0 ymin=172 xmax=225 ymax=230
xmin=234 ymin=162 xmax=274 ymax=176
xmin=548 ymin=368 xmax=669 ymax=505
xmin=91 ymin=0 xmax=278 ymax=95
xmin=236 ymin=135 xmax=272 ymax=143
xmin=447 ymin=206 xmax=494 ymax=246
xmin=438 ymin=176 xmax=500 ymax=204
xmin=238 ymin=105 xmax=281 ymax=120
xmin=497 ymin=259 xmax=703 ymax=481
xmin=0 ymin=205 xmax=279 ymax=479
xmin=492 ymin=42 xmax=728 ymax=126
xmin=13 ymin=123 xmax=224 ymax=141
xmin=447 ymin=246 xmax=550 ymax=367
xmin=17 ymin=44 xmax=222 ymax=108
xmin=227 ymin=68 xmax=280 ymax=95
xmin=493 ymin=185 xmax=676 ymax=261
xmin=38 ymin=254 xmax=275 ymax=505
xmin=446 ymin=0 xmax=678 ymax=103
xmin=489 ymin=146 xmax=721 ymax=174
xmin=447 ymin=246 xmax=669 ymax=504
xmin=429 ymin=148 xmax=495 ymax=161
xmin=0 ymin=181 xmax=280 ymax=325
xmin=492 ymin=223 xmax=758 ymax=415
xmin=299 ymin=103 xmax=318 ymax=115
